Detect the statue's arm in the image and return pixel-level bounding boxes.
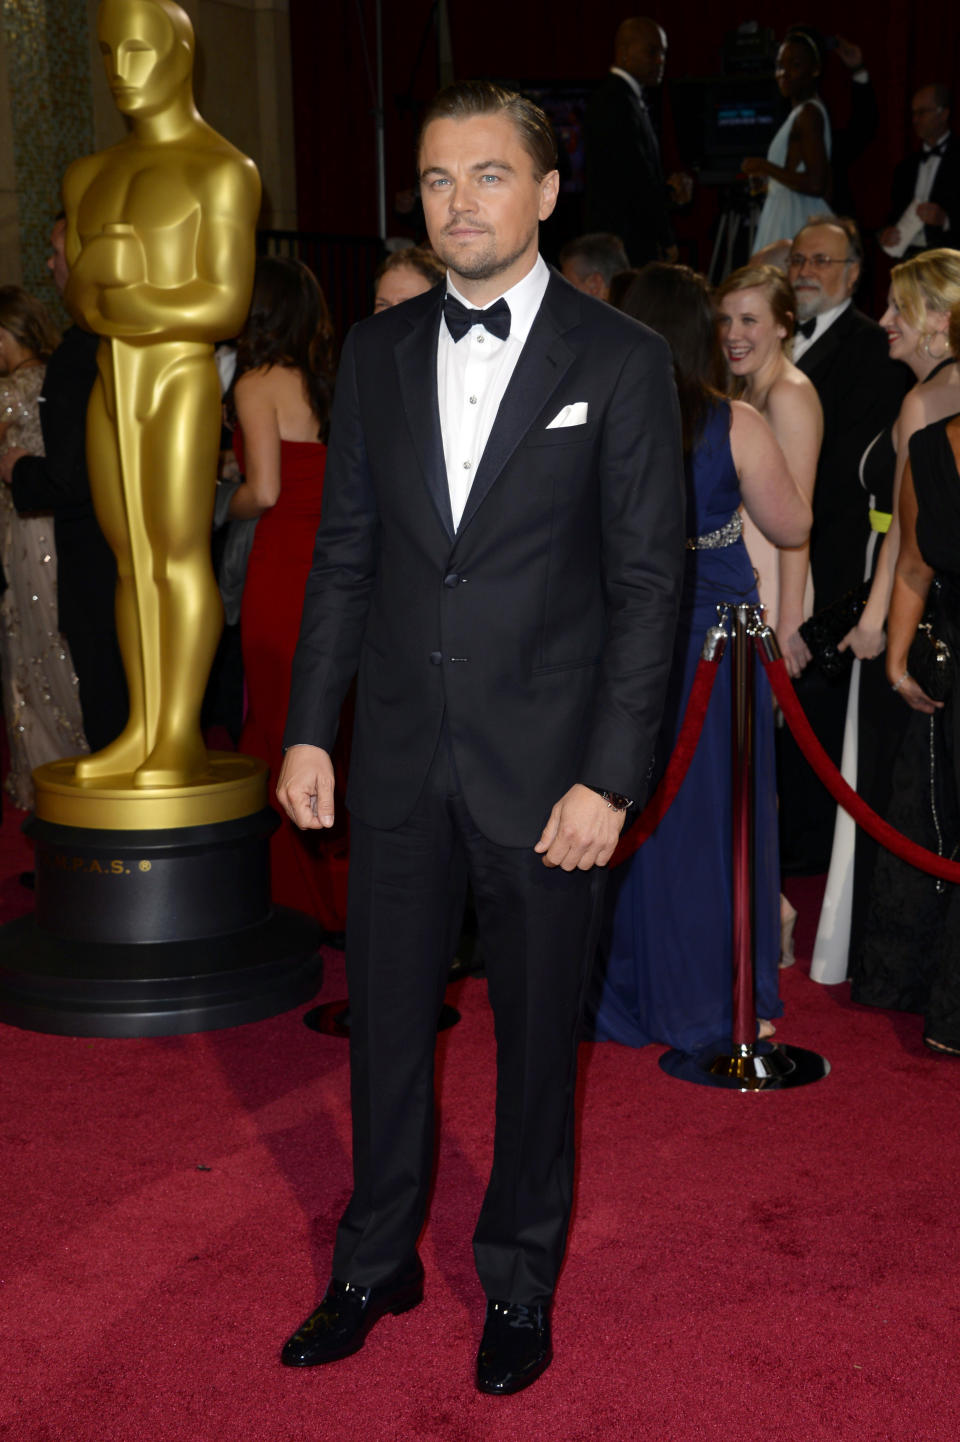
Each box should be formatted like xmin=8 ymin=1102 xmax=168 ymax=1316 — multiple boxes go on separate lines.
xmin=96 ymin=158 xmax=262 ymax=340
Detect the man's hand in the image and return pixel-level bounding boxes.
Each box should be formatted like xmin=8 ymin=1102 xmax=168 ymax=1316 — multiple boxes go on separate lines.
xmin=835 ymin=36 xmax=864 ymax=71
xmin=276 ymin=743 xmax=335 ymax=829
xmin=534 ymin=783 xmax=626 ymax=871
xmin=917 ymin=201 xmax=947 ymax=228
xmin=879 ymin=225 xmax=901 ymax=248
xmin=0 ymin=447 xmax=27 ymax=485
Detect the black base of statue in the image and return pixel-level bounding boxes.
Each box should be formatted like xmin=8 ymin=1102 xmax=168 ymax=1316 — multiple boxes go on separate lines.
xmin=0 ymin=810 xmax=324 ymax=1038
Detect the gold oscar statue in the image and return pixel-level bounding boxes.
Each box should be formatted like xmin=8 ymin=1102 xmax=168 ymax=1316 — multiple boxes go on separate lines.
xmin=34 ymin=0 xmax=264 ymax=829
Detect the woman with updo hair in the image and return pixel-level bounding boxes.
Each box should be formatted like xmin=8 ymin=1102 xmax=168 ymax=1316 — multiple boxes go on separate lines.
xmin=0 ymin=285 xmax=87 ymax=805
xmin=744 ymin=25 xmax=833 ymax=253
xmin=716 ymin=263 xmax=822 ymax=669
xmin=229 ymin=256 xmax=348 ymax=934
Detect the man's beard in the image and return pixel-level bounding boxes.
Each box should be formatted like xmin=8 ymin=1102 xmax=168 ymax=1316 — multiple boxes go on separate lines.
xmin=434 ymin=224 xmax=537 ymax=284
xmin=794 ymin=283 xmax=826 ymax=322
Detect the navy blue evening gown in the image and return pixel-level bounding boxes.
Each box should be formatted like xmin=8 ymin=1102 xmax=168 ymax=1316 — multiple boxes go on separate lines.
xmin=586 ymin=401 xmax=782 ymax=1052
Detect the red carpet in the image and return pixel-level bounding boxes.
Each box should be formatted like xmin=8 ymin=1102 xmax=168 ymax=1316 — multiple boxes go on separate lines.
xmin=1 ymin=821 xmax=958 ymax=1440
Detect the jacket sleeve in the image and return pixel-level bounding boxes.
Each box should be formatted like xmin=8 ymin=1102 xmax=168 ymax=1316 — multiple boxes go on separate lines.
xmin=579 ymin=330 xmax=686 ymax=805
xmin=9 ymin=330 xmax=97 ymax=514
xmin=282 ymin=325 xmax=378 ymax=751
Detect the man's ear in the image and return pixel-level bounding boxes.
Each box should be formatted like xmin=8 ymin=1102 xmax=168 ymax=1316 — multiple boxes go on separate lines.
xmin=538 ymin=169 xmax=560 ymax=222
xmin=584 ymin=271 xmax=605 ymax=299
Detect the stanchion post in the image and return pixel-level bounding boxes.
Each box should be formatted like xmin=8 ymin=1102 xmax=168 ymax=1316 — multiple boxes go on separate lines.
xmin=659 ymin=607 xmax=831 ymax=1090
xmin=730 ymin=604 xmax=756 ymax=1050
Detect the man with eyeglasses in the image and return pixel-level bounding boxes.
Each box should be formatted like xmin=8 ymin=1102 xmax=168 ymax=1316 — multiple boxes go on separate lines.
xmin=777 ymin=215 xmax=909 ymax=874
xmin=881 ymin=84 xmax=958 ymax=258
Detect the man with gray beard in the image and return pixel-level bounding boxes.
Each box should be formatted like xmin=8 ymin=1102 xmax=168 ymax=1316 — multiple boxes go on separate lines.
xmin=778 ymin=214 xmax=909 ymax=873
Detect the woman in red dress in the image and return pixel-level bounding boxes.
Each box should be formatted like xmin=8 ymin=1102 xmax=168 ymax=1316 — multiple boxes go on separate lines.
xmin=230 ymin=257 xmax=348 ymax=935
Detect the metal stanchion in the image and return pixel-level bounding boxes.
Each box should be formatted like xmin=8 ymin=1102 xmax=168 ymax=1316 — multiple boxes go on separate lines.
xmin=660 ymin=606 xmax=830 ymax=1091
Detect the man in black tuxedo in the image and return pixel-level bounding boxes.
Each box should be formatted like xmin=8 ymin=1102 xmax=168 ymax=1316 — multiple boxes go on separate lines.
xmin=777 ymin=215 xmax=909 ymax=871
xmin=880 ymin=84 xmax=959 ymax=258
xmin=584 ymin=17 xmax=678 ymax=265
xmin=0 ymin=218 xmax=126 ymax=751
xmin=276 ymin=81 xmax=684 ymax=1393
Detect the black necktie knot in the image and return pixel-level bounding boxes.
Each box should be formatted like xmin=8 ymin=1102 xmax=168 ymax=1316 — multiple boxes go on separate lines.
xmin=924 ymin=141 xmax=947 ymax=159
xmin=797 ymin=318 xmax=817 ymax=340
xmin=443 ymin=294 xmax=511 ymax=343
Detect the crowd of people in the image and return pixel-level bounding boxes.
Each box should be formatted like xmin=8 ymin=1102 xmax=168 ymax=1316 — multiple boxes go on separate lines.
xmin=1 ymin=16 xmax=959 ymax=1389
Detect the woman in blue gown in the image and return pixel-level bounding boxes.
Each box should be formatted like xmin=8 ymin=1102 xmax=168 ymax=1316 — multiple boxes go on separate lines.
xmin=586 ymin=265 xmax=812 ymax=1054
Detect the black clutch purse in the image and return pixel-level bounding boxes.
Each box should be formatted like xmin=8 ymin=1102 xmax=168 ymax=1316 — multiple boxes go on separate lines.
xmin=799 ymin=580 xmax=872 ymax=680
xmin=908 ymin=578 xmax=955 ymax=703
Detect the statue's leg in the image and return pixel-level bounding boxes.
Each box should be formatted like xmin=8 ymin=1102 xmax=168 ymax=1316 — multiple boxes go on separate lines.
xmin=133 ymin=356 xmax=222 ymax=788
xmin=73 ymin=370 xmax=148 ymax=780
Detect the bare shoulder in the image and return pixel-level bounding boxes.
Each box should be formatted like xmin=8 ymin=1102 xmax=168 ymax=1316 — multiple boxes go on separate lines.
xmin=793 ymin=100 xmax=825 ymax=136
xmin=768 ymin=363 xmax=821 ymax=422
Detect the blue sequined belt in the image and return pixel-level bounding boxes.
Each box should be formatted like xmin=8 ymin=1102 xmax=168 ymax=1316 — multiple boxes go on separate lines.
xmin=686 ymin=510 xmax=743 ymax=551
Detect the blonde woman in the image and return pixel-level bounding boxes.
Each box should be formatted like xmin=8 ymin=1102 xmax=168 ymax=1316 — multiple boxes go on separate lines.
xmin=815 ymin=249 xmax=960 ymax=985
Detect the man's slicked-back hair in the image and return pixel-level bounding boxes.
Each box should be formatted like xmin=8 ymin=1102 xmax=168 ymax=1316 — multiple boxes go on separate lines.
xmin=417 ymin=80 xmax=558 ymax=182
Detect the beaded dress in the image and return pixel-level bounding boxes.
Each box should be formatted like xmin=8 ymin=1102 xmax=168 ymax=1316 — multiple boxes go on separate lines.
xmin=0 ymin=365 xmax=87 ymax=807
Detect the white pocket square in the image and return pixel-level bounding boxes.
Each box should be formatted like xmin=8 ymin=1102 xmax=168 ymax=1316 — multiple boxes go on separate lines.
xmin=546 ymin=402 xmax=588 ymax=429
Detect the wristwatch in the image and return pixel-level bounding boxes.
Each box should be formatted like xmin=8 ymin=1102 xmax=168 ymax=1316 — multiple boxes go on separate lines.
xmin=591 ymin=788 xmax=633 ymax=813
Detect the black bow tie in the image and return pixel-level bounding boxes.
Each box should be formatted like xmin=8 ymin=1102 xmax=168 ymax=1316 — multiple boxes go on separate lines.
xmin=443 ymin=294 xmax=511 ymax=343
xmin=924 ymin=141 xmax=948 ymax=159
xmin=797 ymin=318 xmax=817 ymax=340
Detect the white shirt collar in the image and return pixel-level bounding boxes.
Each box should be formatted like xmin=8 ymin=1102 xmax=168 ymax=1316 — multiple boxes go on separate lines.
xmin=445 ymin=254 xmax=550 ymax=347
xmin=610 ymin=66 xmax=644 ymax=105
xmin=794 ymin=297 xmax=852 ymax=358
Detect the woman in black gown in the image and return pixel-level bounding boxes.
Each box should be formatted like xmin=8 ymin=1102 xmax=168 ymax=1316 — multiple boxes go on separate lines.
xmin=867 ymin=370 xmax=960 ymax=1055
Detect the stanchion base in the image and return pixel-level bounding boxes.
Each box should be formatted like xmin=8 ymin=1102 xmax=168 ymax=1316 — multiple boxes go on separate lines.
xmin=659 ymin=1041 xmax=830 ymax=1090
xmin=303 ymin=999 xmax=461 ymax=1038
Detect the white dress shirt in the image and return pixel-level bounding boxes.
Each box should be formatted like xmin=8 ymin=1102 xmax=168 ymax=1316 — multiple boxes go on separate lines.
xmin=915 ymin=132 xmax=951 ymax=242
xmin=791 ymin=297 xmax=852 ymax=363
xmin=437 ymin=254 xmax=550 ymax=530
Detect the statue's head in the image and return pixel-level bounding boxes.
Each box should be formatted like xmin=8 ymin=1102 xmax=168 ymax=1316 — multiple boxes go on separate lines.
xmin=98 ymin=0 xmax=195 ymax=119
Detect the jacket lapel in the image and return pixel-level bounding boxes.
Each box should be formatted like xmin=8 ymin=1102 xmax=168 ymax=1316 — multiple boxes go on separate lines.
xmin=796 ymin=305 xmax=856 ymax=381
xmin=394 ymin=290 xmax=455 ymax=542
xmin=455 ymin=276 xmax=577 ymax=537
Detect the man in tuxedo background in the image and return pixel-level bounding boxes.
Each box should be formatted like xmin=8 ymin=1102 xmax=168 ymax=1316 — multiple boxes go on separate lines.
xmin=583 ymin=17 xmax=681 ymax=265
xmin=276 ymin=81 xmax=684 ymax=1394
xmin=880 ymin=84 xmax=959 ymax=257
xmin=777 ymin=215 xmax=909 ymax=872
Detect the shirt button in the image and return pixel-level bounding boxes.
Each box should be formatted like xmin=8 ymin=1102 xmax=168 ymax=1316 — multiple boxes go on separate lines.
xmin=469 ymin=395 xmax=477 ymax=404
xmin=429 ymin=651 xmax=443 ymax=665
xmin=463 ymin=460 xmax=472 ymax=470
xmin=444 ymin=572 xmax=459 ymax=588
xmin=476 ymin=335 xmax=485 ymax=344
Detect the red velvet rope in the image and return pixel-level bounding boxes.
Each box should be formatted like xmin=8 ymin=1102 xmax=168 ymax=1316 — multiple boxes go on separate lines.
xmin=611 ymin=657 xmax=720 ymax=868
xmin=762 ymin=653 xmax=960 ymax=884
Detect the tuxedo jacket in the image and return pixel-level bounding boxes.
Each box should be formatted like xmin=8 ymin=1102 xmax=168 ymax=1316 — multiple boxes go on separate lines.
xmin=888 ymin=134 xmax=960 ymax=248
xmin=10 ymin=325 xmax=117 ymax=636
xmin=796 ymin=305 xmax=910 ymax=608
xmin=583 ymin=73 xmax=674 ymax=265
xmin=284 ymin=273 xmax=685 ymax=847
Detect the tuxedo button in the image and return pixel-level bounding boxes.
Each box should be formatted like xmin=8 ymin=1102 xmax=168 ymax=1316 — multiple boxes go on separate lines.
xmin=429 ymin=651 xmax=443 ymax=665
xmin=444 ymin=572 xmax=459 ymax=588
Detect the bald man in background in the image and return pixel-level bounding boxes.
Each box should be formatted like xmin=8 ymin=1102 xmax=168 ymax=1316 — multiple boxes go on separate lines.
xmin=584 ymin=17 xmax=682 ymax=265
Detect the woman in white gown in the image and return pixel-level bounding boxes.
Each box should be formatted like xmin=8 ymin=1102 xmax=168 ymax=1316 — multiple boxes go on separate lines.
xmin=0 ymin=286 xmax=87 ymax=807
xmin=744 ymin=28 xmax=832 ymax=255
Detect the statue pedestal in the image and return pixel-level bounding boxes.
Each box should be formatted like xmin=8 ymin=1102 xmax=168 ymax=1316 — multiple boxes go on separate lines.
xmin=0 ymin=755 xmax=324 ymax=1037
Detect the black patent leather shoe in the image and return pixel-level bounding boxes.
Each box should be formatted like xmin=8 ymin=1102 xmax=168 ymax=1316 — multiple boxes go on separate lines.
xmin=280 ymin=1260 xmax=424 ymax=1367
xmin=475 ymin=1299 xmax=553 ymax=1395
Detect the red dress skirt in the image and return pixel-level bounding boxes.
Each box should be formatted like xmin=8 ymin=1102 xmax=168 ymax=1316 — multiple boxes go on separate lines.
xmin=236 ymin=434 xmax=349 ymax=932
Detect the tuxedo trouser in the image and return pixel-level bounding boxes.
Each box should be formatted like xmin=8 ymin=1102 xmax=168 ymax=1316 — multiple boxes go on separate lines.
xmin=332 ymin=723 xmax=607 ymax=1305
